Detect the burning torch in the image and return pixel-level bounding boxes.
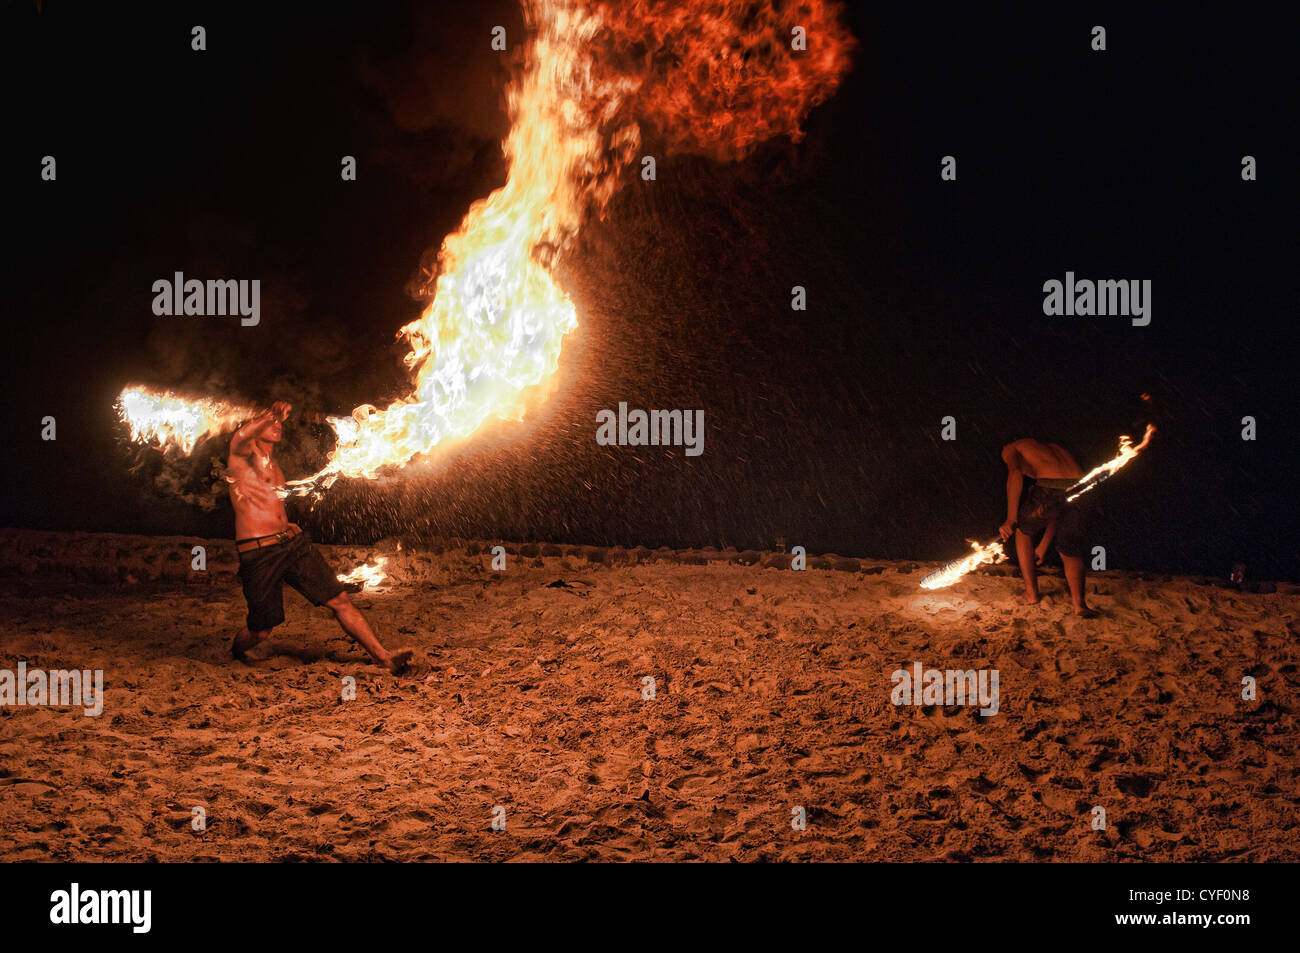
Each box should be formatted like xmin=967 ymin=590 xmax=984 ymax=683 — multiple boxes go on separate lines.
xmin=115 ymin=385 xmax=336 ymax=454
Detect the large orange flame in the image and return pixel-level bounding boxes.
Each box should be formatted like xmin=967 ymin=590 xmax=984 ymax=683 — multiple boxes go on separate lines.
xmin=118 ymin=0 xmax=856 ymax=496
xmin=287 ymin=0 xmax=855 ymax=495
xmin=289 ymin=0 xmax=630 ymax=495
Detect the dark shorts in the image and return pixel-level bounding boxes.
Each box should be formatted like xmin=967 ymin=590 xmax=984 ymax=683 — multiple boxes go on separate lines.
xmin=237 ymin=531 xmax=345 ymax=632
xmin=1017 ymin=484 xmax=1085 ymax=559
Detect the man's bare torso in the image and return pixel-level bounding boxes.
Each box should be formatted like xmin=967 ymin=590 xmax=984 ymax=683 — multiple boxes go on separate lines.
xmin=227 ymin=447 xmax=290 ymax=539
xmin=1004 ymin=439 xmax=1083 ymax=481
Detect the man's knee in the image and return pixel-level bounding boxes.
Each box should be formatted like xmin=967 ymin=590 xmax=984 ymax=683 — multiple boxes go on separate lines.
xmin=324 ymin=591 xmax=352 ymax=614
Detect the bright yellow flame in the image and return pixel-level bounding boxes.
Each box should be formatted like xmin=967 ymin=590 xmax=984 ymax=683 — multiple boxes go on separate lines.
xmin=1066 ymin=423 xmax=1157 ymax=501
xmin=338 ymin=556 xmax=390 ymax=591
xmin=116 ymin=385 xmax=251 ymax=455
xmin=289 ymin=0 xmax=632 ymax=496
xmin=919 ymin=538 xmax=1007 ymax=591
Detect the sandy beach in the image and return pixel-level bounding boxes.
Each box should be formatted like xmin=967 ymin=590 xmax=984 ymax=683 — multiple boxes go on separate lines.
xmin=1 ymin=528 xmax=1296 ymax=861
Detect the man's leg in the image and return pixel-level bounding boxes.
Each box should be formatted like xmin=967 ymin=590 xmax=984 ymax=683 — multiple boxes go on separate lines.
xmin=323 ymin=592 xmax=413 ymax=674
xmin=1059 ymin=554 xmax=1096 ymax=617
xmin=1055 ymin=504 xmax=1095 ymax=617
xmin=1014 ymin=528 xmax=1040 ymax=604
xmin=233 ymin=549 xmax=285 ymax=662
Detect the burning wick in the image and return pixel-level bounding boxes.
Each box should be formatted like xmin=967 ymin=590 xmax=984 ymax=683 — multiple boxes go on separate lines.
xmin=115 ymin=386 xmax=253 ymax=455
xmin=1065 ymin=423 xmax=1156 ymax=502
xmin=918 ymin=539 xmax=1010 ymax=592
xmin=338 ymin=557 xmax=390 ymax=591
xmin=116 ymin=384 xmax=341 ymax=456
xmin=919 ymin=424 xmax=1156 ymax=590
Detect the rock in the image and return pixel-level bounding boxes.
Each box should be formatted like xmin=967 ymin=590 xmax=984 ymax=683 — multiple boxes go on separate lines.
xmin=733 ymin=550 xmax=761 ymax=566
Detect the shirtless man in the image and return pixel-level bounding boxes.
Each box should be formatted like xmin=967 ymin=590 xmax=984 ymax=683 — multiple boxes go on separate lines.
xmin=998 ymin=438 xmax=1096 ymax=617
xmin=227 ymin=401 xmax=413 ymax=673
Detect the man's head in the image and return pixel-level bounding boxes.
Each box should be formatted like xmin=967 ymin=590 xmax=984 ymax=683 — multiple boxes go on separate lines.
xmin=258 ymin=400 xmax=292 ymax=446
xmin=265 ymin=400 xmax=293 ymax=447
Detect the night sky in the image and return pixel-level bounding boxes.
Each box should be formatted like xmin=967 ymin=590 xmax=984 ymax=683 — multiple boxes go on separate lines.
xmin=3 ymin=1 xmax=1296 ymax=579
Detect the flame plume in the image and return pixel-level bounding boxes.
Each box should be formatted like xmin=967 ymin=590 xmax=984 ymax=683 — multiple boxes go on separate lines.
xmin=289 ymin=0 xmax=855 ymax=496
xmin=290 ymin=0 xmax=625 ymax=495
xmin=117 ymin=0 xmax=856 ymax=497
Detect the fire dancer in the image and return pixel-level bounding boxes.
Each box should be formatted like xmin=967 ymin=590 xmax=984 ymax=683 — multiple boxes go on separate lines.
xmin=226 ymin=401 xmax=413 ymax=673
xmin=998 ymin=438 xmax=1096 ymax=617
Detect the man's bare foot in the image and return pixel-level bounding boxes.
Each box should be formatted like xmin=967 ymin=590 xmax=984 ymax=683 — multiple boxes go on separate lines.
xmin=1073 ymin=604 xmax=1098 ymax=618
xmin=231 ymin=629 xmax=266 ymax=662
xmin=1018 ymin=591 xmax=1040 ymax=606
xmin=385 ymin=648 xmax=415 ymax=675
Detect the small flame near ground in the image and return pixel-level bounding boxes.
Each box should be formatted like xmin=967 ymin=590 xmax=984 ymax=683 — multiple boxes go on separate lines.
xmin=337 ymin=556 xmax=390 ymax=591
xmin=918 ymin=539 xmax=1008 ymax=592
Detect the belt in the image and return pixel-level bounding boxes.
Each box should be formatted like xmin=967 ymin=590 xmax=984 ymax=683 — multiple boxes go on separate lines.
xmin=236 ymin=526 xmax=301 ymax=554
xmin=1035 ymin=478 xmax=1077 ymax=491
